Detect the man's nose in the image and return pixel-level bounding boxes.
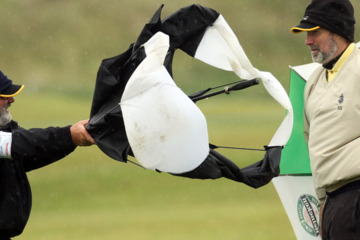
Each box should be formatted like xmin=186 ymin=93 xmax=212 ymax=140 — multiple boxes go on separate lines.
xmin=305 ymin=34 xmax=314 ymax=46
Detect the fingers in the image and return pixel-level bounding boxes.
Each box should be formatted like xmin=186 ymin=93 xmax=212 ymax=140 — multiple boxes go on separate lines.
xmin=70 ymin=120 xmax=96 ymax=146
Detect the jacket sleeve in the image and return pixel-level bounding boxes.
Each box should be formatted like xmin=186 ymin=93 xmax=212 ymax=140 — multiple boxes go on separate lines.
xmin=10 ymin=126 xmax=77 ymax=172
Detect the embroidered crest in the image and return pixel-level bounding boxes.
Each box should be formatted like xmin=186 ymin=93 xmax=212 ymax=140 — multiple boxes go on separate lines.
xmin=338 ymin=93 xmax=344 ymax=110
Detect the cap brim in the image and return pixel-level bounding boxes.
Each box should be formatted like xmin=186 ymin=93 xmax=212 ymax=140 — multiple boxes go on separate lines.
xmin=0 ymin=84 xmax=24 ymax=97
xmin=291 ymin=23 xmax=320 ymax=33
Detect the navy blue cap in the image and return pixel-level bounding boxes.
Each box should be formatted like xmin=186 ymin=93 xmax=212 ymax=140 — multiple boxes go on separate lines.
xmin=0 ymin=71 xmax=24 ymax=97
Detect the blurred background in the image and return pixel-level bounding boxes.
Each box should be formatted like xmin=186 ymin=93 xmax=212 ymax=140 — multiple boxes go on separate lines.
xmin=1 ymin=0 xmax=359 ymax=239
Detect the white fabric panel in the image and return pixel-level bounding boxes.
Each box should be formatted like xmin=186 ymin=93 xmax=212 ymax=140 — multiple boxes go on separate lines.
xmin=194 ymin=24 xmax=253 ymax=79
xmin=121 ymin=32 xmax=209 ymax=173
xmin=290 ymin=63 xmax=321 ymax=82
xmin=261 ymin=72 xmax=293 ymax=146
xmin=273 ymin=176 xmax=321 ymax=240
xmin=0 ymin=131 xmax=12 ymax=159
xmin=195 ymin=15 xmax=293 ymax=147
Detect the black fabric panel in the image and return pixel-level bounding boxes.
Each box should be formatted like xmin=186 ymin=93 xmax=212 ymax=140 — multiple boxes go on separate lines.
xmin=239 ymin=146 xmax=281 ymax=188
xmin=132 ymin=4 xmax=219 ymax=56
xmin=160 ymin=4 xmax=219 ymax=56
xmin=132 ymin=5 xmax=164 ymax=52
xmin=173 ymin=146 xmax=282 ymax=189
xmin=87 ymin=46 xmax=146 ymax=162
xmin=88 ymin=106 xmax=130 ymax=162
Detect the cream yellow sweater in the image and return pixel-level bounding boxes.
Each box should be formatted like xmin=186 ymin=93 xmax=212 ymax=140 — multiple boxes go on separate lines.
xmin=304 ymin=44 xmax=360 ymax=200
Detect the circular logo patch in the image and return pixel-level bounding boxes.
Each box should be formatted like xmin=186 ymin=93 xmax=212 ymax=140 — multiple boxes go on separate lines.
xmin=297 ymin=194 xmax=320 ymax=237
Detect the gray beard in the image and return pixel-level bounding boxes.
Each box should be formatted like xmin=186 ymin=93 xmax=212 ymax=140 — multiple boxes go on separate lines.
xmin=311 ymin=35 xmax=338 ymax=64
xmin=0 ymin=107 xmax=12 ymax=126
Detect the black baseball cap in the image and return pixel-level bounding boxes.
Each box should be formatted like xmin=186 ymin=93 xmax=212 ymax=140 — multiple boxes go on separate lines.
xmin=0 ymin=70 xmax=24 ymax=97
xmin=291 ymin=0 xmax=355 ymax=42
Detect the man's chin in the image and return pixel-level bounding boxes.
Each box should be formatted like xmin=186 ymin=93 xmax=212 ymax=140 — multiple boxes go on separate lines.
xmin=312 ymin=53 xmax=325 ymax=64
xmin=0 ymin=119 xmax=12 ymax=126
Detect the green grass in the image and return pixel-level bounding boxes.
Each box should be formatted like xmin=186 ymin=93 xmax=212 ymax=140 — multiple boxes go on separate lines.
xmin=3 ymin=0 xmax=359 ymax=96
xmin=11 ymin=93 xmax=295 ymax=240
xmin=5 ymin=0 xmax=359 ymax=239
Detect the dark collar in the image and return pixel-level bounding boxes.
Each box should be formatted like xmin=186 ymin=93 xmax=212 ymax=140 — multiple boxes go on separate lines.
xmin=0 ymin=120 xmax=18 ymax=132
xmin=322 ymin=50 xmax=345 ymax=70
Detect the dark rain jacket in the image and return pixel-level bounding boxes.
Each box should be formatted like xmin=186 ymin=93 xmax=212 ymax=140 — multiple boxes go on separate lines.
xmin=0 ymin=120 xmax=76 ymax=240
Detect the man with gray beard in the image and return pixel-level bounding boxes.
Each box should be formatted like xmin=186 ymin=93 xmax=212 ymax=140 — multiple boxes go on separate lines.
xmin=0 ymin=70 xmax=95 ymax=239
xmin=291 ymin=0 xmax=359 ymax=239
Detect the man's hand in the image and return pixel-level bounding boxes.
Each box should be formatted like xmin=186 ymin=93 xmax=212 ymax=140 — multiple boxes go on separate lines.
xmin=70 ymin=120 xmax=95 ymax=146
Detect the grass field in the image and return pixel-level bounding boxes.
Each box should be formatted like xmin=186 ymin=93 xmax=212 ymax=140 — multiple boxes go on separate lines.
xmin=10 ymin=92 xmax=295 ymax=240
xmin=2 ymin=0 xmax=359 ymax=239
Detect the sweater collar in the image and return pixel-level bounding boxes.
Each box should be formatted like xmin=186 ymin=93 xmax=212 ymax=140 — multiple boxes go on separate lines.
xmin=323 ymin=43 xmax=355 ymax=70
